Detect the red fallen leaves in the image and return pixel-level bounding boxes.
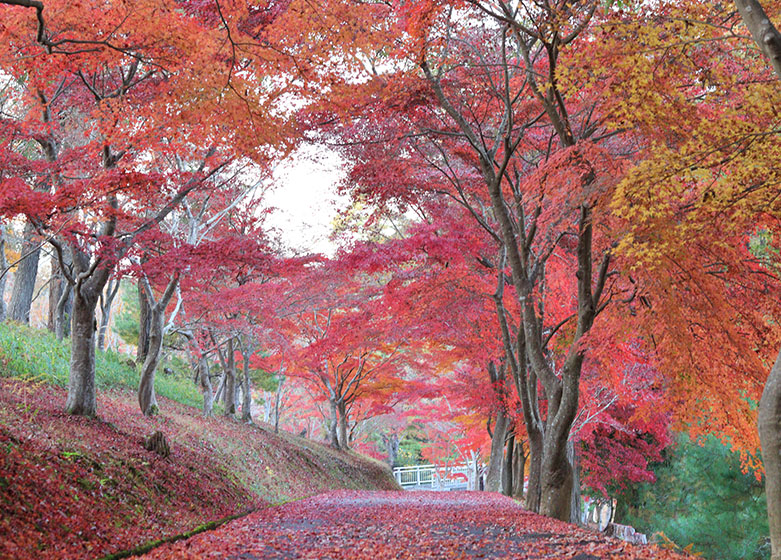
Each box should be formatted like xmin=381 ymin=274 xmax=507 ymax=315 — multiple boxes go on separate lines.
xmin=140 ymin=491 xmax=693 ymax=560
xmin=0 ymin=379 xmax=396 ymax=560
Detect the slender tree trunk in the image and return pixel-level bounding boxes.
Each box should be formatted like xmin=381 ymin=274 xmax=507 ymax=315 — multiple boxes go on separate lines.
xmin=328 ymin=397 xmax=340 ymax=448
xmin=234 ymin=377 xmax=242 ymax=411
xmin=513 ymin=439 xmax=526 ymax=500
xmin=137 ymin=279 xmax=151 ymax=364
xmin=485 ymin=409 xmax=509 ymax=492
xmin=223 ymin=338 xmax=236 ymax=416
xmin=54 ymin=282 xmax=73 ymax=341
xmin=274 ymin=375 xmax=284 ymax=434
xmin=502 ymin=431 xmax=515 ymax=497
xmin=137 ymin=275 xmax=177 ymax=416
xmin=526 ymin=425 xmax=543 ymax=512
xmin=214 ymin=371 xmax=226 ymax=403
xmin=138 ymin=306 xmax=164 ymax=416
xmin=198 ymin=355 xmax=214 ymax=417
xmin=65 ymin=287 xmax=99 ymax=416
xmin=47 ymin=255 xmax=60 ymax=331
xmin=97 ymin=277 xmax=119 ymax=352
xmin=0 ymin=229 xmax=7 ymax=323
xmin=241 ymin=349 xmax=252 ymax=423
xmin=51 ymin=247 xmax=73 ymax=340
xmin=337 ymin=399 xmax=348 ymax=450
xmin=9 ymin=222 xmax=40 ymax=324
xmin=384 ymin=432 xmax=399 ymax=468
xmin=760 ymin=350 xmax=781 ymax=560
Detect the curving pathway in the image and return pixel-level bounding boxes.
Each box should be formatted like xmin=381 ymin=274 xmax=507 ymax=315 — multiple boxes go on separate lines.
xmin=139 ymin=491 xmax=691 ymax=559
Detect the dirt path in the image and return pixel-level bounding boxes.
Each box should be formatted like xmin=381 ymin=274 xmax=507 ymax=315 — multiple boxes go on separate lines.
xmin=138 ymin=491 xmax=690 ymax=559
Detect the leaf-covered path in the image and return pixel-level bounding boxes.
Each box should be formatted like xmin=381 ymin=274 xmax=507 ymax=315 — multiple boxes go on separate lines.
xmin=139 ymin=491 xmax=691 ymax=559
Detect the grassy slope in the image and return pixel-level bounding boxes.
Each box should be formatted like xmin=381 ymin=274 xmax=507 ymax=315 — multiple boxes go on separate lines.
xmin=0 ymin=324 xmax=398 ymax=560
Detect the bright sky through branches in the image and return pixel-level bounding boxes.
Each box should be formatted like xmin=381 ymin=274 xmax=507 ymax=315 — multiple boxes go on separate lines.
xmin=264 ymin=145 xmax=347 ymax=256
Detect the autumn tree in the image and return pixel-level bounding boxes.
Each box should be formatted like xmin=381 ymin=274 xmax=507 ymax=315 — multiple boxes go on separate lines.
xmin=565 ymin=0 xmax=781 ymax=553
xmin=279 ymin=259 xmax=406 ymax=450
xmin=0 ymin=0 xmax=292 ymax=417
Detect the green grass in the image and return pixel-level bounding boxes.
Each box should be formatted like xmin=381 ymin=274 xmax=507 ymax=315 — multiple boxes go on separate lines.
xmin=0 ymin=322 xmax=202 ymax=408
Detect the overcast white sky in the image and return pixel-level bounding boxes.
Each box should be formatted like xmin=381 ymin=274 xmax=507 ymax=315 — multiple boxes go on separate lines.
xmin=262 ymin=145 xmax=348 ymax=256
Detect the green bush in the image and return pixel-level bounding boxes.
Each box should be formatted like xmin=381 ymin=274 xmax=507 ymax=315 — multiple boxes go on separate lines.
xmin=0 ymin=322 xmax=202 ymax=408
xmin=619 ymin=433 xmax=769 ymax=560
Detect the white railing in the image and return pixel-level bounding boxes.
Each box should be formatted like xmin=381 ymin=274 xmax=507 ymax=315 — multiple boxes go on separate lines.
xmin=392 ymin=462 xmax=478 ymax=491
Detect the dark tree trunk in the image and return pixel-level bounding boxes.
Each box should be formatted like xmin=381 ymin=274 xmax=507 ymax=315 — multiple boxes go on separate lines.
xmin=50 ymin=248 xmax=73 ymax=340
xmin=485 ymin=360 xmax=509 ymax=492
xmin=485 ymin=409 xmax=509 ymax=492
xmin=47 ymin=255 xmax=60 ymax=331
xmin=9 ymin=222 xmax=41 ymax=324
xmin=540 ymin=421 xmax=574 ymax=521
xmin=198 ymin=355 xmax=214 ymax=417
xmin=137 ymin=275 xmax=177 ymax=416
xmin=65 ymin=287 xmax=99 ymax=416
xmin=525 ymin=426 xmax=543 ymax=512
xmin=137 ymin=279 xmax=151 ymax=364
xmin=337 ymin=399 xmax=348 ymax=450
xmin=273 ymin=375 xmax=284 ymax=434
xmin=502 ymin=431 xmax=515 ymax=497
xmin=328 ymin=397 xmax=340 ymax=449
xmin=223 ymin=338 xmax=236 ymax=416
xmin=54 ymin=282 xmax=73 ymax=341
xmin=513 ymin=439 xmax=526 ymax=500
xmin=241 ymin=347 xmax=252 ymax=423
xmin=138 ymin=305 xmax=164 ymax=416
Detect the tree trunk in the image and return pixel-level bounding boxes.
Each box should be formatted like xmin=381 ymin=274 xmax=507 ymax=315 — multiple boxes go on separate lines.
xmin=97 ymin=278 xmax=119 ymax=352
xmin=0 ymin=229 xmax=7 ymax=323
xmin=539 ymin=423 xmax=574 ymax=521
xmin=214 ymin=371 xmax=226 ymax=403
xmin=384 ymin=432 xmax=400 ymax=468
xmin=567 ymin=439 xmax=583 ymax=525
xmin=54 ymin=282 xmax=73 ymax=341
xmin=502 ymin=431 xmax=515 ymax=497
xmin=223 ymin=338 xmax=236 ymax=416
xmin=262 ymin=391 xmax=272 ymax=423
xmin=513 ymin=439 xmax=526 ymax=500
xmin=328 ymin=397 xmax=340 ymax=449
xmin=337 ymin=399 xmax=348 ymax=450
xmin=138 ymin=306 xmax=164 ymax=416
xmin=137 ymin=279 xmax=151 ymax=364
xmin=137 ymin=275 xmax=177 ymax=416
xmin=8 ymin=222 xmax=41 ymax=324
xmin=760 ymin=349 xmax=781 ymax=560
xmin=51 ymin=248 xmax=73 ymax=340
xmin=485 ymin=409 xmax=509 ymax=492
xmin=274 ymin=375 xmax=284 ymax=434
xmin=65 ymin=288 xmax=99 ymax=416
xmin=526 ymin=426 xmax=543 ymax=512
xmin=198 ymin=355 xmax=214 ymax=417
xmin=241 ymin=350 xmax=252 ymax=423
xmin=47 ymin=255 xmax=60 ymax=331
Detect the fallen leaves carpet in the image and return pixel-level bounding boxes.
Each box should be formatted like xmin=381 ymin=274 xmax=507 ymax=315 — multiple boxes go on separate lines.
xmin=139 ymin=491 xmax=691 ymax=559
